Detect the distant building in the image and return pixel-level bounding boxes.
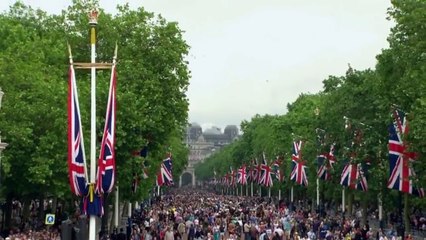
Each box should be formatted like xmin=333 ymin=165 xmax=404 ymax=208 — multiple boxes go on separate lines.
xmin=180 ymin=123 xmax=239 ymax=186
xmin=186 ymin=123 xmax=239 ymax=164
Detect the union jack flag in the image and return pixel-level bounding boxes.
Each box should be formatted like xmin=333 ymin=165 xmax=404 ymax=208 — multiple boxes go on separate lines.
xmin=237 ymin=165 xmax=247 ymax=185
xmin=96 ymin=63 xmax=117 ymax=194
xmin=67 ymin=65 xmax=89 ymax=197
xmin=223 ymin=174 xmax=229 ymax=186
xmin=388 ymin=109 xmax=424 ymax=197
xmin=317 ymin=143 xmax=336 ymax=181
xmin=248 ymin=159 xmax=257 ymax=182
xmin=290 ymin=141 xmax=308 ymax=187
xmin=272 ymin=157 xmax=283 ymax=182
xmin=258 ymin=155 xmax=273 ymax=187
xmin=340 ymin=163 xmax=368 ymax=191
xmin=157 ymin=153 xmax=173 ymax=186
xmin=228 ymin=167 xmax=237 ymax=187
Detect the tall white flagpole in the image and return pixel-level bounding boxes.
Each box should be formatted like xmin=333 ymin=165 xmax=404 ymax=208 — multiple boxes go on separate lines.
xmin=342 ymin=188 xmax=345 ymax=214
xmin=89 ymin=9 xmax=98 ymax=240
xmin=278 ymin=189 xmax=281 ymax=200
xmin=378 ymin=193 xmax=383 ymax=223
xmin=316 ymin=178 xmax=320 ymax=208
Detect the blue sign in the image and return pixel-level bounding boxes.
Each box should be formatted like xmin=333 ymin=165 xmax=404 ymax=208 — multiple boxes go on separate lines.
xmin=45 ymin=214 xmax=55 ymax=225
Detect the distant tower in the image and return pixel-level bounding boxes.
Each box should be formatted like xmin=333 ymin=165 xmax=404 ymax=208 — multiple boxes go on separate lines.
xmin=224 ymin=125 xmax=238 ymax=140
xmin=188 ymin=123 xmax=202 ymax=142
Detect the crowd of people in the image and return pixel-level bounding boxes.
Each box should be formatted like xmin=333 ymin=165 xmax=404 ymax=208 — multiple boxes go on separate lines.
xmin=0 ymin=187 xmax=424 ymax=239
xmin=112 ymin=187 xmax=422 ymax=240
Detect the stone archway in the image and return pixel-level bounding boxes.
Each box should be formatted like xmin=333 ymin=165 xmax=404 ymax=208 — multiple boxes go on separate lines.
xmin=179 ymin=169 xmax=196 ymax=187
xmin=180 ymin=172 xmax=192 ymax=187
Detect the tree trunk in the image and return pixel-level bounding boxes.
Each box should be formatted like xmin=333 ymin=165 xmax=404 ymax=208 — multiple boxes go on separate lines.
xmin=4 ymin=194 xmax=13 ymax=230
xmin=101 ymin=193 xmax=110 ymax=235
xmin=51 ymin=197 xmax=58 ymax=214
xmin=347 ymin=190 xmax=353 ymax=216
xmin=121 ymin=201 xmax=127 ymax=218
xmin=404 ymin=193 xmax=410 ymax=233
xmin=38 ymin=195 xmax=45 ymax=223
xmin=361 ymin=195 xmax=367 ymax=226
xmin=22 ymin=198 xmax=31 ymax=224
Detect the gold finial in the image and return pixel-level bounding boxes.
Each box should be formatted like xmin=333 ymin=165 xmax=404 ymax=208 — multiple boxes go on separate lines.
xmin=88 ymin=9 xmax=99 ymax=26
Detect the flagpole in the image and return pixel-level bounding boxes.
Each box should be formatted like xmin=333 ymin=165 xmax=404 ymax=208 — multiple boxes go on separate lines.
xmin=268 ymin=188 xmax=271 ymax=198
xmin=342 ymin=188 xmax=345 ymax=215
xmin=316 ymin=178 xmax=320 ymax=208
xmin=378 ymin=193 xmax=383 ymax=227
xmin=251 ymin=182 xmax=253 ymax=197
xmin=278 ymin=189 xmax=281 ymax=200
xmin=89 ymin=10 xmax=98 ymax=240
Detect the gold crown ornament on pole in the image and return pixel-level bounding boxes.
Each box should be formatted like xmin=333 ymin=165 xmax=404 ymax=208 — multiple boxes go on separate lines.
xmin=88 ymin=9 xmax=99 ymax=26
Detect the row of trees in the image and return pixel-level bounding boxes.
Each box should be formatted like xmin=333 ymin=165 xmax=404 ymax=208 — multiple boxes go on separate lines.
xmin=196 ymin=0 xmax=426 ymax=231
xmin=0 ymin=0 xmax=189 ymax=229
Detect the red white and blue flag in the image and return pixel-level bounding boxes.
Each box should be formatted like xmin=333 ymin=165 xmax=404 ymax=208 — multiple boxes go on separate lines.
xmin=255 ymin=159 xmax=262 ymax=184
xmin=237 ymin=165 xmax=247 ymax=185
xmin=340 ymin=162 xmax=368 ymax=191
xmin=67 ymin=65 xmax=89 ymax=197
xmin=229 ymin=167 xmax=237 ymax=187
xmin=96 ymin=63 xmax=117 ymax=194
xmin=272 ymin=157 xmax=283 ymax=182
xmin=157 ymin=153 xmax=173 ymax=186
xmin=317 ymin=143 xmax=336 ymax=181
xmin=259 ymin=156 xmax=273 ymax=187
xmin=248 ymin=159 xmax=258 ymax=183
xmin=387 ymin=109 xmax=424 ymax=197
xmin=290 ymin=141 xmax=308 ymax=187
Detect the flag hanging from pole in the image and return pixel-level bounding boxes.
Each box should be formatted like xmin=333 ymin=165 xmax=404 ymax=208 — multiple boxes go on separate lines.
xmin=229 ymin=166 xmax=236 ymax=187
xmin=237 ymin=165 xmax=247 ymax=185
xmin=96 ymin=62 xmax=117 ymax=194
xmin=272 ymin=157 xmax=284 ymax=182
xmin=340 ymin=162 xmax=369 ymax=192
xmin=317 ymin=143 xmax=336 ymax=181
xmin=67 ymin=64 xmax=89 ymax=197
xmin=387 ymin=109 xmax=424 ymax=197
xmin=259 ymin=157 xmax=273 ymax=187
xmin=290 ymin=140 xmax=308 ymax=187
xmin=157 ymin=153 xmax=173 ymax=186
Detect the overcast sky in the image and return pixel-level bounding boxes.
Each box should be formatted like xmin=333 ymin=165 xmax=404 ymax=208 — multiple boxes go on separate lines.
xmin=0 ymin=0 xmax=394 ymax=131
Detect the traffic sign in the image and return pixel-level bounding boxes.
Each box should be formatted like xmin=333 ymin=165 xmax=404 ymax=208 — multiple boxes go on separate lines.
xmin=45 ymin=214 xmax=55 ymax=225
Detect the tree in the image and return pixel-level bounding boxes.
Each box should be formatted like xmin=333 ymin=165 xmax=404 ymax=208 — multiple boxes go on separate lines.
xmin=0 ymin=0 xmax=190 ymax=228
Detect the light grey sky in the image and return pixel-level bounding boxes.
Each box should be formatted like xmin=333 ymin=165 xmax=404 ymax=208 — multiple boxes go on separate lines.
xmin=1 ymin=0 xmax=394 ymax=131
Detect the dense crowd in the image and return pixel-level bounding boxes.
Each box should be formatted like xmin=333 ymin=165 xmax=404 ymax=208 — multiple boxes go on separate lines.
xmin=0 ymin=188 xmax=424 ymax=239
xmin=111 ymin=188 xmax=422 ymax=240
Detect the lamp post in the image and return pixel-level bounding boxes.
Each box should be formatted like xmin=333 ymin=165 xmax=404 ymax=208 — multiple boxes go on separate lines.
xmin=314 ymin=107 xmax=320 ymax=210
